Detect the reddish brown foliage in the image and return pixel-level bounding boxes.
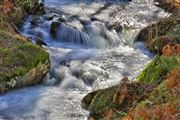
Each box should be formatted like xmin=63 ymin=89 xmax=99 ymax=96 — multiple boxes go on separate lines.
xmin=125 ymin=103 xmax=179 ymax=120
xmin=113 ymin=77 xmax=128 ymax=104
xmin=165 ymin=68 xmax=180 ymax=89
xmin=162 ymin=44 xmax=180 ymax=57
xmin=124 ymin=68 xmax=180 ymax=120
xmin=0 ymin=0 xmax=15 ymax=14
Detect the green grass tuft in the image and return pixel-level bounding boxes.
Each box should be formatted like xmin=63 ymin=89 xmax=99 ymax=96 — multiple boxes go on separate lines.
xmin=137 ymin=55 xmax=179 ymax=84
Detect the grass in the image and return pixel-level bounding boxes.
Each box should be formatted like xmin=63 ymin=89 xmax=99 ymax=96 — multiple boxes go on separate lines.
xmin=0 ymin=30 xmax=49 ymax=92
xmin=137 ymin=55 xmax=179 ymax=84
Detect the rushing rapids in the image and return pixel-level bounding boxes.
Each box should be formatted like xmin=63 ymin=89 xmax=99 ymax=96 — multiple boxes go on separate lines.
xmin=0 ymin=0 xmax=169 ymax=120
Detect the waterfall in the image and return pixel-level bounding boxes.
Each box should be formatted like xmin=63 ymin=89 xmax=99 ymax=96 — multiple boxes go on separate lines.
xmin=132 ymin=0 xmax=154 ymax=4
xmin=56 ymin=23 xmax=92 ymax=47
xmin=54 ymin=22 xmax=123 ymax=48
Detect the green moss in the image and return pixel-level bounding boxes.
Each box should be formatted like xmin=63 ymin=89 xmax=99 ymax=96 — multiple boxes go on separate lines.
xmin=0 ymin=42 xmax=49 ymax=91
xmin=0 ymin=0 xmax=49 ymax=93
xmin=16 ymin=0 xmax=37 ymax=14
xmin=1 ymin=43 xmax=49 ymax=78
xmin=137 ymin=55 xmax=179 ymax=84
xmin=89 ymin=86 xmax=117 ymax=114
xmin=14 ymin=0 xmax=45 ymax=15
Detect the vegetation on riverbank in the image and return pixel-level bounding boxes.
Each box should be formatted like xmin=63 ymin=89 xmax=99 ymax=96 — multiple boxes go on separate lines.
xmin=0 ymin=0 xmax=49 ymax=93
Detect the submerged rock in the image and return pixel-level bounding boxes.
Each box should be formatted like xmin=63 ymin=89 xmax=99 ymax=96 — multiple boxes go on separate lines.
xmin=50 ymin=21 xmax=61 ymax=38
xmin=36 ymin=38 xmax=47 ymax=46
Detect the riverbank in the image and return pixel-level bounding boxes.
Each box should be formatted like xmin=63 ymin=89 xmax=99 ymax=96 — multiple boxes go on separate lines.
xmin=0 ymin=0 xmax=49 ymax=93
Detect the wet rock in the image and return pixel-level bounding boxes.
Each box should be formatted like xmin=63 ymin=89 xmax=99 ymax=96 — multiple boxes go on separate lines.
xmin=31 ymin=16 xmax=45 ymax=26
xmin=90 ymin=16 xmax=101 ymax=21
xmin=107 ymin=22 xmax=123 ymax=33
xmin=57 ymin=16 xmax=66 ymax=23
xmin=81 ymin=90 xmax=99 ymax=110
xmin=50 ymin=21 xmax=61 ymax=38
xmin=12 ymin=60 xmax=50 ymax=89
xmin=36 ymin=38 xmax=47 ymax=47
xmin=44 ymin=14 xmax=54 ymax=20
xmin=0 ymin=42 xmax=50 ymax=94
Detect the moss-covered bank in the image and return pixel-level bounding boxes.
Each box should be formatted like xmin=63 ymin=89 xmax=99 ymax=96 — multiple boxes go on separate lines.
xmin=0 ymin=0 xmax=50 ymax=93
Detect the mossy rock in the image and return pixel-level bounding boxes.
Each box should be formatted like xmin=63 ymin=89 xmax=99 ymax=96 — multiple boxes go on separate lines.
xmin=0 ymin=30 xmax=50 ymax=93
xmin=84 ymin=82 xmax=154 ymax=119
xmin=0 ymin=42 xmax=50 ymax=93
xmin=88 ymin=86 xmax=118 ymax=119
xmin=137 ymin=55 xmax=180 ymax=84
xmin=89 ymin=86 xmax=117 ymax=113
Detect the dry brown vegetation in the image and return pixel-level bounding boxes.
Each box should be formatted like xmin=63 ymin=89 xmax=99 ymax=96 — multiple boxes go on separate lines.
xmin=162 ymin=44 xmax=180 ymax=57
xmin=123 ymin=62 xmax=180 ymax=120
xmin=0 ymin=0 xmax=15 ymax=14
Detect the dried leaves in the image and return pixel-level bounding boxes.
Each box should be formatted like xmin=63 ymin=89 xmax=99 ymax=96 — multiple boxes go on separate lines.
xmin=162 ymin=44 xmax=180 ymax=57
xmin=123 ymin=102 xmax=179 ymax=120
xmin=123 ymin=67 xmax=180 ymax=120
xmin=0 ymin=0 xmax=15 ymax=14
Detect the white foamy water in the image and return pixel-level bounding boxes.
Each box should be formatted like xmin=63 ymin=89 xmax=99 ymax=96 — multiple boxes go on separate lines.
xmin=0 ymin=0 xmax=169 ymax=120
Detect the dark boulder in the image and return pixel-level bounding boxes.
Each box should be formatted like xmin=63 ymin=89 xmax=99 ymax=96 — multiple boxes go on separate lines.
xmin=50 ymin=21 xmax=61 ymax=38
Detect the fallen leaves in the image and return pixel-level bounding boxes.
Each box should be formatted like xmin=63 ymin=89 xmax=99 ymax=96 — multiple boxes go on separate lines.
xmin=165 ymin=68 xmax=180 ymax=89
xmin=162 ymin=44 xmax=180 ymax=57
xmin=0 ymin=0 xmax=15 ymax=14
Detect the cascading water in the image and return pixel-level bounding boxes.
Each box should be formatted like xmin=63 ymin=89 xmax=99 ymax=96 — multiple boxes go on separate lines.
xmin=0 ymin=0 xmax=170 ymax=120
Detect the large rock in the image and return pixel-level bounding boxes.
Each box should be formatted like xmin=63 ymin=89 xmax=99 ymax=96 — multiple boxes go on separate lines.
xmin=81 ymin=79 xmax=154 ymax=120
xmin=0 ymin=0 xmax=50 ymax=93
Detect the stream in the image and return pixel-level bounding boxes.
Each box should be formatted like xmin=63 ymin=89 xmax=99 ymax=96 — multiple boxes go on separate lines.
xmin=0 ymin=0 xmax=169 ymax=120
